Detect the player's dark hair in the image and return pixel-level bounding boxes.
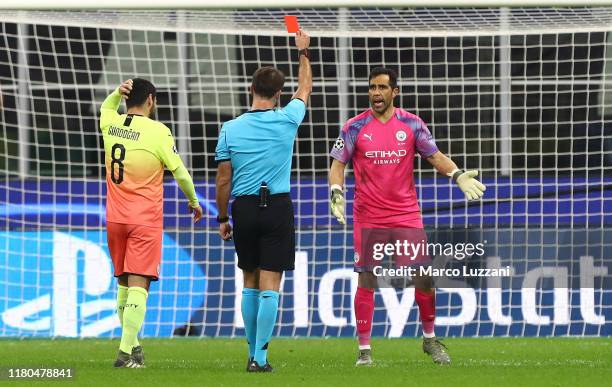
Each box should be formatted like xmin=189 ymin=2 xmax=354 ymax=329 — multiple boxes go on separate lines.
xmin=369 ymin=67 xmax=398 ymax=89
xmin=251 ymin=67 xmax=285 ymax=99
xmin=126 ymin=78 xmax=156 ymax=109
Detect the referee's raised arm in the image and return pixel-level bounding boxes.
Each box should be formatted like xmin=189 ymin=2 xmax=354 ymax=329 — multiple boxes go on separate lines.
xmin=292 ymin=29 xmax=312 ymax=104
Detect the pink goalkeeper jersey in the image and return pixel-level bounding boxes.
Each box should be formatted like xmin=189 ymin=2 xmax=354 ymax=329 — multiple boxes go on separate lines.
xmin=330 ymin=108 xmax=439 ymax=227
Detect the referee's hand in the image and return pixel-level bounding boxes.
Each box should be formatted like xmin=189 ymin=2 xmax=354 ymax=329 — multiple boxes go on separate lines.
xmin=295 ymin=29 xmax=310 ymax=50
xmin=219 ymin=222 xmax=232 ymax=241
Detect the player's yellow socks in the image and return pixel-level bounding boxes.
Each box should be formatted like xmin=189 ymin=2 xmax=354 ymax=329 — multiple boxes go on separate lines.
xmin=116 ymin=284 xmax=140 ymax=348
xmin=117 ymin=285 xmax=129 ymax=320
xmin=119 ymin=287 xmax=148 ymax=354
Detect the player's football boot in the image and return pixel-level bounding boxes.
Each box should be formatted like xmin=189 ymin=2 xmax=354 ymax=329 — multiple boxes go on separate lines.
xmin=355 ymin=348 xmax=373 ymax=366
xmin=257 ymin=363 xmax=274 ymax=373
xmin=113 ymin=350 xmax=144 ymax=368
xmin=131 ymin=345 xmax=145 ymax=367
xmin=246 ymin=357 xmax=256 ymax=372
xmin=422 ymin=338 xmax=451 ymax=365
xmin=247 ymin=361 xmax=274 ymax=373
xmin=247 ymin=357 xmax=259 ymax=372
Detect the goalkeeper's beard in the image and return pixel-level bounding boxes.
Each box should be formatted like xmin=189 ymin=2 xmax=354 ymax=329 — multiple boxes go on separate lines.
xmin=371 ymin=100 xmax=392 ymax=115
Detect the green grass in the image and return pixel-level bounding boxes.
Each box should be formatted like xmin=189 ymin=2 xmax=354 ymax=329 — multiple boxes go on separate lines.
xmin=0 ymin=338 xmax=610 ymax=386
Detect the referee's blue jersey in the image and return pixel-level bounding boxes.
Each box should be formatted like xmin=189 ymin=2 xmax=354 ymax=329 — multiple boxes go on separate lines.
xmin=215 ymin=99 xmax=306 ymax=196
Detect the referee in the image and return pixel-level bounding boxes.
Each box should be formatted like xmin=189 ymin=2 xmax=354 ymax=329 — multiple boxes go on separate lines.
xmin=215 ymin=29 xmax=312 ymax=373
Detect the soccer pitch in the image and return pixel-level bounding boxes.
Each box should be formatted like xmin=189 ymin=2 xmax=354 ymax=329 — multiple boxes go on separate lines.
xmin=0 ymin=4 xmax=611 ymax=387
xmin=2 ymin=338 xmax=610 ymax=386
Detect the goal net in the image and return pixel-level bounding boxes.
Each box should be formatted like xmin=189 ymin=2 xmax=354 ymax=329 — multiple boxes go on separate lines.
xmin=0 ymin=6 xmax=610 ymax=338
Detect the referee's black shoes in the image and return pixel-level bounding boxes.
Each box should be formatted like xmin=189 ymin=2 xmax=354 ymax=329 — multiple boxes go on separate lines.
xmin=247 ymin=360 xmax=274 ymax=373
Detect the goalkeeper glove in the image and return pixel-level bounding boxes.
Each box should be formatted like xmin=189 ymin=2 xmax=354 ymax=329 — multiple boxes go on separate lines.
xmin=449 ymin=169 xmax=486 ymax=200
xmin=330 ymin=184 xmax=346 ymax=225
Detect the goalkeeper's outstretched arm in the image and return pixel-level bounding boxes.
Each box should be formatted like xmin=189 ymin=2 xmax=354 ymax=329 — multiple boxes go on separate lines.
xmin=426 ymin=151 xmax=486 ymax=200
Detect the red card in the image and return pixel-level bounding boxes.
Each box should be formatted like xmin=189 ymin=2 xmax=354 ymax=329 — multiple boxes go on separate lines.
xmin=284 ymin=15 xmax=299 ymax=33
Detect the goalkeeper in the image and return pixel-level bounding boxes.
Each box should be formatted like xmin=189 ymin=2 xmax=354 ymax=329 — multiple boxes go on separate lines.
xmin=100 ymin=78 xmax=203 ymax=368
xmin=328 ymin=67 xmax=485 ymax=366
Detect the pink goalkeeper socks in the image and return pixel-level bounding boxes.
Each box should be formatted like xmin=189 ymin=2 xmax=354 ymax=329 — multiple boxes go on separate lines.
xmin=355 ymin=287 xmax=375 ymax=347
xmin=415 ymin=288 xmax=436 ymax=336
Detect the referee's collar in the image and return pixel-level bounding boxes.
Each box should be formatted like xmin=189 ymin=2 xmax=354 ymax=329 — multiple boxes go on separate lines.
xmin=246 ymin=108 xmax=273 ymax=113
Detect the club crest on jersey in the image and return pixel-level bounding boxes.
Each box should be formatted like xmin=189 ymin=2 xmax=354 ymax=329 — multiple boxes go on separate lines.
xmin=333 ymin=138 xmax=345 ymax=150
xmin=396 ymin=130 xmax=407 ymax=142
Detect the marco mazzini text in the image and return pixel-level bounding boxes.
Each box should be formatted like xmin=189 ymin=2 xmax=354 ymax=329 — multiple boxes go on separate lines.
xmin=373 ymin=265 xmax=512 ymax=278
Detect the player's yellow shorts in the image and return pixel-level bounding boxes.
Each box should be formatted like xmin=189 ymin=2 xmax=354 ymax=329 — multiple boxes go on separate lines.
xmin=107 ymin=221 xmax=162 ymax=280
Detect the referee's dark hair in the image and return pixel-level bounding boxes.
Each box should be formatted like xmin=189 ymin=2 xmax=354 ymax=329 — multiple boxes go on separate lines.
xmin=126 ymin=78 xmax=157 ymax=109
xmin=251 ymin=67 xmax=285 ymax=99
xmin=369 ymin=67 xmax=398 ymax=89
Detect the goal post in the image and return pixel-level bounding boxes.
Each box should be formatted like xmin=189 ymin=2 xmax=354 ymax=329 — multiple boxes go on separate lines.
xmin=4 ymin=0 xmax=612 ymax=9
xmin=0 ymin=4 xmax=610 ymax=338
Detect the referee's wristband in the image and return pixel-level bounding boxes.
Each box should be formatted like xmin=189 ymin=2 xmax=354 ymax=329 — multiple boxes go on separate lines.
xmin=298 ymin=48 xmax=311 ymax=60
xmin=447 ymin=168 xmax=464 ymax=182
xmin=216 ymin=215 xmax=230 ymax=223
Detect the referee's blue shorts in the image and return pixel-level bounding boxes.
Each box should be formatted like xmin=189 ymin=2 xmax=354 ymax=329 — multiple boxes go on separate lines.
xmin=231 ymin=193 xmax=295 ymax=272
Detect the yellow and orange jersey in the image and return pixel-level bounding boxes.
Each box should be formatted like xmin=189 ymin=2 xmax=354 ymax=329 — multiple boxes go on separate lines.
xmin=99 ymin=89 xmax=185 ymax=228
